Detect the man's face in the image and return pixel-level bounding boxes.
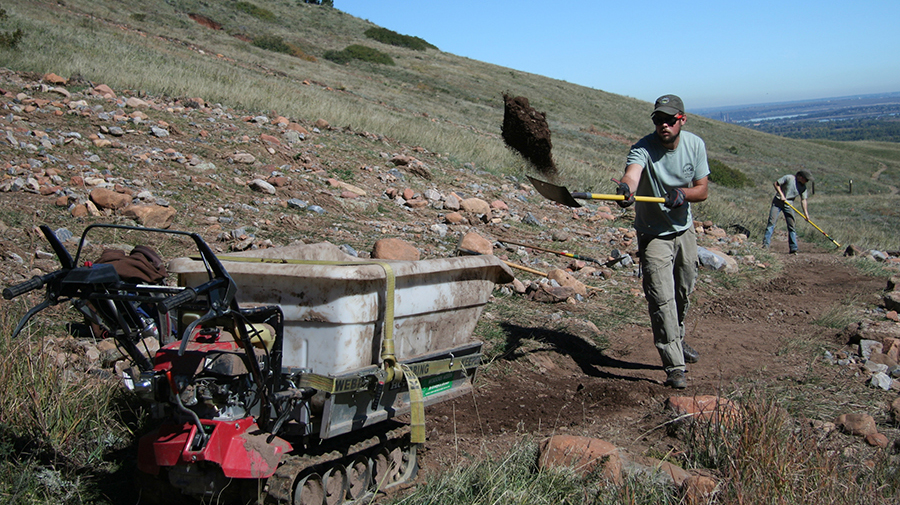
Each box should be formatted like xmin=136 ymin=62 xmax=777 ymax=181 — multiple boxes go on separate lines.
xmin=653 ymin=113 xmax=684 ymax=145
xmin=797 ymin=175 xmax=808 ymax=185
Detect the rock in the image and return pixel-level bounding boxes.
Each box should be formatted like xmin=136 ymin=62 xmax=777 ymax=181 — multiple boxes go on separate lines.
xmin=231 ymin=152 xmax=256 ymax=164
xmin=122 ymin=204 xmax=176 ymax=229
xmin=834 ymin=413 xmax=877 ymax=437
xmin=444 ymin=194 xmax=460 ymax=211
xmin=865 ymin=432 xmax=889 ymax=448
xmin=457 ymin=231 xmax=492 ymax=256
xmin=859 ymin=339 xmax=883 ymax=359
xmin=538 ymin=435 xmax=622 ymax=483
xmin=327 ymin=178 xmax=366 ymax=196
xmin=529 ymin=284 xmax=575 ymax=303
xmin=884 ymin=291 xmax=900 ymax=312
xmin=90 ymin=188 xmax=131 ymax=210
xmin=844 ymin=244 xmax=867 ymax=257
xmin=249 ymin=179 xmax=276 ymax=195
xmin=890 ymin=397 xmax=900 ymax=421
xmin=623 ymin=453 xmax=691 ymax=487
xmin=682 ymin=475 xmax=718 ymax=505
xmin=371 ymin=238 xmax=419 ymax=261
xmin=93 ymin=84 xmax=116 ymax=98
xmin=698 ymin=247 xmax=738 ymax=273
xmin=459 ymin=197 xmax=491 ymax=218
xmin=489 ymin=200 xmax=508 ymax=211
xmin=547 ymin=269 xmax=586 ymax=296
xmin=870 ymin=372 xmax=892 ymax=390
xmin=444 ymin=212 xmax=465 ymax=224
xmin=511 ymin=278 xmax=526 ymax=294
xmin=43 ymin=73 xmax=67 ymax=85
xmin=666 ymin=395 xmax=741 ymax=427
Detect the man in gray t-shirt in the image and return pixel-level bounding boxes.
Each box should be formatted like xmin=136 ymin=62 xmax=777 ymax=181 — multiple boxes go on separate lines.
xmin=763 ymin=171 xmax=812 ymax=254
xmin=613 ymin=94 xmax=710 ymax=389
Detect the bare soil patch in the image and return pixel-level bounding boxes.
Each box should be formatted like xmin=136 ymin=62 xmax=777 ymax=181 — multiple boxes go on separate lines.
xmin=418 ymin=243 xmax=889 ymax=479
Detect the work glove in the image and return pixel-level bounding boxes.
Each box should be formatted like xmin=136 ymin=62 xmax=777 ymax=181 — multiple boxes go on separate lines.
xmin=612 ymin=178 xmax=634 ymax=208
xmin=664 ymin=187 xmax=686 ymax=209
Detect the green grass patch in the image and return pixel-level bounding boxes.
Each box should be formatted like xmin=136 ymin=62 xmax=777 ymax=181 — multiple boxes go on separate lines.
xmin=364 ymin=26 xmax=436 ymax=51
xmin=324 ymin=44 xmax=394 ymax=65
xmin=708 ymin=158 xmax=752 ymax=188
xmin=233 ymin=1 xmax=276 ymax=22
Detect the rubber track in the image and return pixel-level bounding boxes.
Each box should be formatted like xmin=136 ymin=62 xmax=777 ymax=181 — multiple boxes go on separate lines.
xmin=265 ymin=424 xmax=411 ymax=504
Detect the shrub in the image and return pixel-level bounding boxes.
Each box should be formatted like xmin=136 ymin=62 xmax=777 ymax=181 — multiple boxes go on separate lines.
xmin=252 ymin=34 xmax=291 ymax=54
xmin=0 ymin=27 xmax=21 ymax=48
xmin=324 ymin=44 xmax=394 ymax=66
xmin=0 ymin=7 xmax=22 ymax=49
xmin=364 ymin=27 xmax=436 ymax=51
xmin=233 ymin=1 xmax=276 ymax=22
xmin=709 ymin=158 xmax=752 ymax=188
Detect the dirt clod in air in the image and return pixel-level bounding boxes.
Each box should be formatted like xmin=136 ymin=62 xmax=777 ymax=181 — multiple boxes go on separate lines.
xmin=501 ymin=94 xmax=556 ymax=177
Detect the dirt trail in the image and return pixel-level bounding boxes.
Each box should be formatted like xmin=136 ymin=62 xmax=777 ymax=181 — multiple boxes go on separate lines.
xmin=418 ymin=238 xmax=887 ymax=474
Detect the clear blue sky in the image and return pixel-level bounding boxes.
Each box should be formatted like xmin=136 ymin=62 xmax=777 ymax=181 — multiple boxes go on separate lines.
xmin=335 ymin=0 xmax=899 ymax=110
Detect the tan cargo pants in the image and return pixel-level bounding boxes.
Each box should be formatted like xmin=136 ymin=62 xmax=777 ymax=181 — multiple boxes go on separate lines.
xmin=638 ymin=227 xmax=699 ymax=373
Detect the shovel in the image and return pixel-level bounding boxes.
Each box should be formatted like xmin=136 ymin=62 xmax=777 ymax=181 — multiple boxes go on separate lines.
xmin=498 ymin=238 xmax=627 ymax=268
xmin=782 ymin=200 xmax=840 ymax=248
xmin=527 ymin=176 xmax=665 ymax=208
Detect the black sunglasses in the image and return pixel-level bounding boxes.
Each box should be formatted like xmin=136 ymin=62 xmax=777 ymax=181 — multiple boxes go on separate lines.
xmin=652 ymin=114 xmax=684 ymax=126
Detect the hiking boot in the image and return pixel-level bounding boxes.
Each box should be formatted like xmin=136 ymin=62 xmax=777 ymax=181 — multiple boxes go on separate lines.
xmin=789 ymin=250 xmax=798 ymax=255
xmin=683 ymin=342 xmax=700 ymax=364
xmin=665 ymin=369 xmax=687 ymax=389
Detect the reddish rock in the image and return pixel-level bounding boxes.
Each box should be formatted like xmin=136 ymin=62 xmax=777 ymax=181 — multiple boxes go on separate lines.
xmin=90 ymin=188 xmax=131 ymax=210
xmin=268 ymin=176 xmax=289 ymax=187
xmin=404 ymin=198 xmax=427 ymax=208
xmin=538 ymin=435 xmax=622 ymax=483
xmin=70 ymin=204 xmax=88 ymax=218
xmin=371 ymin=238 xmax=419 ymax=261
xmin=682 ymin=475 xmax=718 ymax=505
xmin=835 ymin=413 xmax=877 ymax=437
xmin=865 ymin=432 xmax=889 ymax=448
xmin=666 ymin=395 xmax=741 ymax=426
xmin=287 ymin=123 xmax=309 ymax=134
xmin=122 ymin=204 xmax=176 ymax=229
xmin=458 ymin=231 xmax=492 ymax=256
xmin=444 ymin=212 xmax=465 ymax=224
xmin=260 ymin=133 xmax=281 ymax=145
xmin=43 ymin=73 xmax=67 ymax=85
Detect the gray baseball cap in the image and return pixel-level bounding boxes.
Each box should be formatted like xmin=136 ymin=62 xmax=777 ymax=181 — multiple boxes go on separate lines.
xmin=652 ymin=94 xmax=685 ymax=117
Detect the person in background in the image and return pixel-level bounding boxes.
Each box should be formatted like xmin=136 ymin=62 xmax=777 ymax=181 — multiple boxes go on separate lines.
xmin=762 ymin=170 xmax=812 ymax=255
xmin=614 ymin=94 xmax=710 ymax=389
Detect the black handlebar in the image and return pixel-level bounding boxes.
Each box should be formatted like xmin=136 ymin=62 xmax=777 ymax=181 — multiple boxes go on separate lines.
xmin=159 ymin=287 xmax=198 ymax=313
xmin=158 ymin=278 xmax=229 ymax=313
xmin=2 ymin=270 xmax=65 ymax=300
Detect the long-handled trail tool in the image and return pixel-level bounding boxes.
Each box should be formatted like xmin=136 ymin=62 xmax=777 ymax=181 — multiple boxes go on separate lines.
xmin=782 ymin=200 xmax=841 ymax=248
xmin=457 ymin=249 xmax=604 ymax=291
xmin=498 ymin=238 xmax=627 ymax=268
xmin=527 ymin=175 xmax=665 ymax=207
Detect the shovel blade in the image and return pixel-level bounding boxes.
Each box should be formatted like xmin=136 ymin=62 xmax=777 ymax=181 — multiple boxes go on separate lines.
xmin=527 ymin=176 xmax=582 ymax=208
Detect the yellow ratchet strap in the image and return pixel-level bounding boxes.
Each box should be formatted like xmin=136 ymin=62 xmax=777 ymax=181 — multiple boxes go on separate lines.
xmin=204 ymin=255 xmax=426 ymax=441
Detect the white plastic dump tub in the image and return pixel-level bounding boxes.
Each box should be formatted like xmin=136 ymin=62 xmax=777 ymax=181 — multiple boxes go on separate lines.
xmin=168 ymin=243 xmax=514 ymax=376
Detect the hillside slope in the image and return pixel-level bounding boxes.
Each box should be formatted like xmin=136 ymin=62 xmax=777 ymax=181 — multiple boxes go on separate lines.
xmin=1 ymin=0 xmax=898 ymax=250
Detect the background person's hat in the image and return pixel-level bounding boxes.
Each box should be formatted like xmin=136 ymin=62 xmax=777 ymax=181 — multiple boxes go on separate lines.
xmin=797 ymin=169 xmax=813 ymax=181
xmin=652 ymin=94 xmax=685 ymax=117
